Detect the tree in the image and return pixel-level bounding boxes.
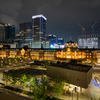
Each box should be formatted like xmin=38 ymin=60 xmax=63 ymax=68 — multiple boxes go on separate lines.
xmin=8 ymin=58 xmax=12 ymax=65
xmin=52 ymin=76 xmax=65 ymax=100
xmin=10 ymin=71 xmax=19 ymax=90
xmin=31 ymin=76 xmax=49 ymax=100
xmin=69 ymin=59 xmax=77 ymax=64
xmin=45 ymin=60 xmax=48 ymax=68
xmin=19 ymin=74 xmax=28 ymax=90
xmin=0 ymin=60 xmax=4 ymax=67
xmin=2 ymin=72 xmax=10 ymax=86
xmin=14 ymin=57 xmax=18 ymax=64
xmin=91 ymin=58 xmax=97 ymax=65
xmin=29 ymin=76 xmax=36 ymax=92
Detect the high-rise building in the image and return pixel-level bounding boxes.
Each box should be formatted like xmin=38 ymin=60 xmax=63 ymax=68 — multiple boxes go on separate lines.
xmin=46 ymin=34 xmax=56 ymax=44
xmin=0 ymin=23 xmax=5 ymax=42
xmin=78 ymin=34 xmax=98 ymax=48
xmin=46 ymin=34 xmax=56 ymax=48
xmin=32 ymin=14 xmax=47 ymax=48
xmin=15 ymin=22 xmax=32 ymax=48
xmin=19 ymin=22 xmax=32 ymax=34
xmin=18 ymin=22 xmax=32 ymax=48
xmin=5 ymin=24 xmax=15 ymax=40
xmin=58 ymin=38 xmax=64 ymax=45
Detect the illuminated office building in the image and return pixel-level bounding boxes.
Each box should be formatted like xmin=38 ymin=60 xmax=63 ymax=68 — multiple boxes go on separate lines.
xmin=46 ymin=34 xmax=56 ymax=44
xmin=32 ymin=14 xmax=47 ymax=48
xmin=17 ymin=22 xmax=32 ymax=48
xmin=58 ymin=38 xmax=64 ymax=48
xmin=20 ymin=22 xmax=32 ymax=34
xmin=46 ymin=34 xmax=56 ymax=48
xmin=78 ymin=34 xmax=98 ymax=48
xmin=58 ymin=38 xmax=64 ymax=45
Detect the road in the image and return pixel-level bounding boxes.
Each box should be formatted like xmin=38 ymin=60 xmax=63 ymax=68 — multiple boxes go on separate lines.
xmin=0 ymin=88 xmax=34 ymax=100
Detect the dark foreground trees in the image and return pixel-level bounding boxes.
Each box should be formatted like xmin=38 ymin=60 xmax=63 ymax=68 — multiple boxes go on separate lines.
xmin=2 ymin=71 xmax=68 ymax=100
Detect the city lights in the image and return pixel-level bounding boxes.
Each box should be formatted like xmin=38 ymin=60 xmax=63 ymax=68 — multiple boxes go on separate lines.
xmin=32 ymin=14 xmax=47 ymax=20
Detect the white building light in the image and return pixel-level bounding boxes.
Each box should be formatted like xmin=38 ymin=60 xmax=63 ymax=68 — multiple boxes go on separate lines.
xmin=58 ymin=38 xmax=63 ymax=40
xmin=32 ymin=14 xmax=47 ymax=20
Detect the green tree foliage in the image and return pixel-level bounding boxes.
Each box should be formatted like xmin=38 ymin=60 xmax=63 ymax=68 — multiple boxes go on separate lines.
xmin=19 ymin=74 xmax=28 ymax=89
xmin=45 ymin=60 xmax=48 ymax=68
xmin=31 ymin=76 xmax=49 ymax=100
xmin=10 ymin=71 xmax=19 ymax=87
xmin=8 ymin=58 xmax=12 ymax=65
xmin=0 ymin=60 xmax=4 ymax=67
xmin=2 ymin=72 xmax=11 ymax=86
xmin=29 ymin=76 xmax=36 ymax=92
xmin=14 ymin=57 xmax=19 ymax=64
xmin=91 ymin=58 xmax=97 ymax=64
xmin=52 ymin=76 xmax=65 ymax=99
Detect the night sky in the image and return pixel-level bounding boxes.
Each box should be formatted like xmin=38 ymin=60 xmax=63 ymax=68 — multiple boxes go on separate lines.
xmin=0 ymin=0 xmax=100 ymax=43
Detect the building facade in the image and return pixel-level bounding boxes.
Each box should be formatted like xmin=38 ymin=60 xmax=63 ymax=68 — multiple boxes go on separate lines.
xmin=15 ymin=22 xmax=32 ymax=48
xmin=47 ymin=64 xmax=92 ymax=88
xmin=0 ymin=47 xmax=100 ymax=64
xmin=0 ymin=23 xmax=5 ymax=42
xmin=1 ymin=39 xmax=100 ymax=64
xmin=5 ymin=24 xmax=15 ymax=40
xmin=32 ymin=14 xmax=47 ymax=48
xmin=78 ymin=34 xmax=98 ymax=48
xmin=58 ymin=38 xmax=64 ymax=45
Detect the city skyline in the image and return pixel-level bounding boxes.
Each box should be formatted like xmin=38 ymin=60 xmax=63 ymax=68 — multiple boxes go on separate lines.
xmin=0 ymin=0 xmax=100 ymax=43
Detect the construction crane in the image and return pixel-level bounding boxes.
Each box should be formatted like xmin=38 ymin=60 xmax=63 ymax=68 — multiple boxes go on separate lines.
xmin=92 ymin=18 xmax=100 ymax=34
xmin=77 ymin=22 xmax=86 ymax=34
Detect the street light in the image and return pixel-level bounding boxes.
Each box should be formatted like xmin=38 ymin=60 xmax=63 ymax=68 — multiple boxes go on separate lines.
xmin=72 ymin=87 xmax=78 ymax=100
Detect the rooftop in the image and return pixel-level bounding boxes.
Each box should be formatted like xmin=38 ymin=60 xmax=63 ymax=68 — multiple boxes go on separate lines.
xmin=50 ymin=62 xmax=92 ymax=73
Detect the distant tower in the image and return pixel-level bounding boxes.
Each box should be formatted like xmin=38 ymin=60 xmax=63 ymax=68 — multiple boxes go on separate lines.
xmin=70 ymin=36 xmax=72 ymax=41
xmin=18 ymin=22 xmax=32 ymax=48
xmin=0 ymin=23 xmax=5 ymax=42
xmin=58 ymin=38 xmax=64 ymax=45
xmin=32 ymin=14 xmax=47 ymax=48
xmin=5 ymin=24 xmax=15 ymax=40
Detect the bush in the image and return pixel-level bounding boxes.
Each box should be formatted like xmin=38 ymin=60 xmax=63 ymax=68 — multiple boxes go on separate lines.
xmin=46 ymin=96 xmax=63 ymax=100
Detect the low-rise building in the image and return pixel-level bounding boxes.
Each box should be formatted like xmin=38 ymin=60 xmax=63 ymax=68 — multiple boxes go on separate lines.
xmin=47 ymin=63 xmax=92 ymax=88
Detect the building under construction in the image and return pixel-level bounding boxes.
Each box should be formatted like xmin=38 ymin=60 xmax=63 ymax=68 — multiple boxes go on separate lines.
xmin=78 ymin=34 xmax=99 ymax=48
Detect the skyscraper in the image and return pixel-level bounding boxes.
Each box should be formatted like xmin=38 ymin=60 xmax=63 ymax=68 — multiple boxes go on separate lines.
xmin=46 ymin=34 xmax=56 ymax=44
xmin=15 ymin=22 xmax=32 ymax=48
xmin=32 ymin=14 xmax=47 ymax=48
xmin=20 ymin=22 xmax=32 ymax=34
xmin=58 ymin=38 xmax=64 ymax=45
xmin=19 ymin=22 xmax=32 ymax=48
xmin=5 ymin=24 xmax=15 ymax=40
xmin=46 ymin=34 xmax=56 ymax=48
xmin=0 ymin=23 xmax=5 ymax=42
